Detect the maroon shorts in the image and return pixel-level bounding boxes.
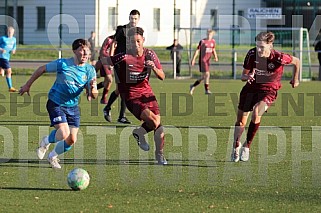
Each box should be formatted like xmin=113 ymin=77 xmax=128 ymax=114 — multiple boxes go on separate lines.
xmin=123 ymin=94 xmax=160 ymax=120
xmin=238 ymin=86 xmax=278 ymax=112
xmin=95 ymin=59 xmax=113 ymax=77
xmin=199 ymin=61 xmax=210 ymax=72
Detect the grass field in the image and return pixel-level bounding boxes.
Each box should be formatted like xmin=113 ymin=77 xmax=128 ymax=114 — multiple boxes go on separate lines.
xmin=0 ymin=75 xmax=321 ymax=212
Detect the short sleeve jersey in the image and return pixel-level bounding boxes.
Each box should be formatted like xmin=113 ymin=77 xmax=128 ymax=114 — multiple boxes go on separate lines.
xmin=0 ymin=36 xmax=16 ymax=60
xmin=243 ymin=48 xmax=293 ymax=90
xmin=114 ymin=24 xmax=131 ymax=54
xmin=197 ymin=38 xmax=216 ymax=63
xmin=99 ymin=36 xmax=113 ymax=57
xmin=110 ymin=48 xmax=162 ymax=100
xmin=46 ymin=58 xmax=96 ymax=107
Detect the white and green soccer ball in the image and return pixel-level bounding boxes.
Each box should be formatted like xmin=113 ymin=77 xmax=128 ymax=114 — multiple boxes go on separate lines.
xmin=67 ymin=168 xmax=90 ymax=191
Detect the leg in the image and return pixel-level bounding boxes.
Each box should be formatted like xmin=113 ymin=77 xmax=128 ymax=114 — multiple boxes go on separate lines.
xmin=189 ymin=76 xmax=203 ymax=95
xmin=103 ymin=87 xmax=120 ymax=122
xmin=101 ymin=74 xmax=113 ymax=104
xmin=244 ymin=101 xmax=267 ymax=148
xmin=5 ymin=68 xmax=17 ymax=92
xmin=48 ymin=124 xmax=79 ymax=169
xmin=239 ymin=101 xmax=267 ymax=162
xmin=117 ymin=97 xmax=131 ymax=124
xmin=203 ymin=71 xmax=211 ymax=94
xmin=133 ymin=108 xmax=166 ymax=164
xmin=231 ymin=109 xmax=249 ymax=162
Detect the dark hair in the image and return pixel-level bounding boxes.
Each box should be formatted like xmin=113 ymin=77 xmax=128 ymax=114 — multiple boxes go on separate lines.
xmin=129 ymin=9 xmax=140 ymax=16
xmin=255 ymin=32 xmax=275 ymax=44
xmin=127 ymin=27 xmax=144 ymax=37
xmin=72 ymin=39 xmax=89 ymax=50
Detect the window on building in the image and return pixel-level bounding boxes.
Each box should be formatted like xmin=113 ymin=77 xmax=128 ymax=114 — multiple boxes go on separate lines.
xmin=210 ymin=9 xmax=217 ymax=29
xmin=238 ymin=10 xmax=244 ymax=27
xmin=153 ymin=8 xmax=160 ymax=31
xmin=174 ymin=9 xmax=181 ymax=30
xmin=37 ymin=7 xmax=45 ymax=30
xmin=108 ymin=7 xmax=116 ymax=30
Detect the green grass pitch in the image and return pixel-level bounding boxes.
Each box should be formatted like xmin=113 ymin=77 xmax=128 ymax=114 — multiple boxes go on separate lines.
xmin=0 ymin=75 xmax=321 ymax=212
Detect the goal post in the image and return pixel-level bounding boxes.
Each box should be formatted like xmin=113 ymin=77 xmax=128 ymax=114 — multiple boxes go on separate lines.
xmin=177 ymin=27 xmax=312 ymax=81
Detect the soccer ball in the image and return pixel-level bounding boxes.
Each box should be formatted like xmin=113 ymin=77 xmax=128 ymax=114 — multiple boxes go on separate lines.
xmin=67 ymin=168 xmax=90 ymax=191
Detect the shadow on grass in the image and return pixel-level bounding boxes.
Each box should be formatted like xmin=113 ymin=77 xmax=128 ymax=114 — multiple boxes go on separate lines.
xmin=0 ymin=186 xmax=70 ymax=191
xmin=0 ymin=158 xmax=219 ymax=168
xmin=0 ymin=121 xmax=315 ymax=131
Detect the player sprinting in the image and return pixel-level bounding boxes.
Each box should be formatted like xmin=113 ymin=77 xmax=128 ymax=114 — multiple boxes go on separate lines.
xmin=190 ymin=29 xmax=218 ymax=95
xmin=231 ymin=31 xmax=300 ymax=162
xmin=95 ymin=35 xmax=115 ymax=104
xmin=101 ymin=27 xmax=167 ymax=165
xmin=19 ymin=39 xmax=98 ymax=169
xmin=0 ymin=26 xmax=17 ymax=92
xmin=103 ymin=9 xmax=141 ymax=124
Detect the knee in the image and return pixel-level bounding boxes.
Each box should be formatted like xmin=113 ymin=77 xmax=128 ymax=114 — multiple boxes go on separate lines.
xmin=65 ymin=134 xmax=77 ymax=146
xmin=107 ymin=75 xmax=113 ymax=83
xmin=154 ymin=125 xmax=164 ymax=136
xmin=235 ymin=121 xmax=246 ymax=127
xmin=146 ymin=118 xmax=160 ymax=131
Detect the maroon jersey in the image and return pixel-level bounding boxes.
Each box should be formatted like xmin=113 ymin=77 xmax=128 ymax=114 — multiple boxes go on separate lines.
xmin=110 ymin=48 xmax=162 ymax=100
xmin=99 ymin=36 xmax=113 ymax=57
xmin=197 ymin=38 xmax=216 ymax=63
xmin=243 ymin=48 xmax=293 ymax=90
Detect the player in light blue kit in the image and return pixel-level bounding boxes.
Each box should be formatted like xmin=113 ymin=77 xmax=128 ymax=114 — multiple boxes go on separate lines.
xmin=0 ymin=26 xmax=17 ymax=92
xmin=19 ymin=39 xmax=98 ymax=169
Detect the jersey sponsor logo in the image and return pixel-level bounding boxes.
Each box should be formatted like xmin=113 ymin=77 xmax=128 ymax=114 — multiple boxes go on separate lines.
xmin=129 ymin=71 xmax=149 ymax=81
xmin=255 ymin=68 xmax=274 ymax=76
xmin=205 ymin=48 xmax=213 ymax=53
xmin=268 ymin=62 xmax=275 ymax=69
xmin=53 ymin=116 xmax=62 ymax=123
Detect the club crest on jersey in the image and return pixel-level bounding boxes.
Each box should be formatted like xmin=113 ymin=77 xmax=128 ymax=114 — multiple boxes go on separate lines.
xmin=82 ymin=75 xmax=87 ymax=81
xmin=268 ymin=63 xmax=275 ymax=70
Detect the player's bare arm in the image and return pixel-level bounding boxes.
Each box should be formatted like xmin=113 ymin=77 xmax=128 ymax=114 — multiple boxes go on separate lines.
xmin=146 ymin=60 xmax=165 ymax=80
xmin=110 ymin=41 xmax=117 ymax=56
xmin=241 ymin=68 xmax=255 ymax=83
xmin=290 ymin=56 xmax=300 ymax=88
xmin=87 ymin=78 xmax=99 ymax=101
xmin=191 ymin=49 xmax=199 ymax=66
xmin=19 ymin=65 xmax=46 ymax=96
xmin=213 ymin=49 xmax=218 ymax=61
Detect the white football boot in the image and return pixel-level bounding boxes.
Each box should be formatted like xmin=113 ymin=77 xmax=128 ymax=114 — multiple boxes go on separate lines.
xmin=132 ymin=129 xmax=150 ymax=151
xmin=36 ymin=136 xmax=50 ymax=159
xmin=240 ymin=146 xmax=250 ymax=162
xmin=47 ymin=156 xmax=61 ymax=169
xmin=231 ymin=143 xmax=241 ymax=162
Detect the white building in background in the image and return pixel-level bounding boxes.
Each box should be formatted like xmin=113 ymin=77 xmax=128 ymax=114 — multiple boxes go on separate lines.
xmin=0 ymin=0 xmax=265 ymax=46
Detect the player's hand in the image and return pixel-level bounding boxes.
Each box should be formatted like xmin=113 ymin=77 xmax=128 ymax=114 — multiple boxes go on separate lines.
xmin=191 ymin=60 xmax=195 ymax=66
xmin=87 ymin=78 xmax=98 ymax=101
xmin=247 ymin=70 xmax=256 ymax=84
xmin=290 ymin=79 xmax=299 ymax=88
xmin=19 ymin=84 xmax=31 ymax=96
xmin=145 ymin=60 xmax=156 ymax=69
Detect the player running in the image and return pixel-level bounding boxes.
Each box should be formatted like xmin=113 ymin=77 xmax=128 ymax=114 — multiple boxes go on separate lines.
xmin=190 ymin=29 xmax=218 ymax=95
xmin=103 ymin=9 xmax=141 ymax=124
xmin=231 ymin=31 xmax=300 ymax=162
xmin=95 ymin=35 xmax=115 ymax=104
xmin=19 ymin=39 xmax=98 ymax=169
xmin=0 ymin=26 xmax=18 ymax=92
xmin=101 ymin=27 xmax=167 ymax=165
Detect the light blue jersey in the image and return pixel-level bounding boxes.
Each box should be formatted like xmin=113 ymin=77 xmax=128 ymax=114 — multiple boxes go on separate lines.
xmin=0 ymin=36 xmax=16 ymax=60
xmin=46 ymin=57 xmax=96 ymax=107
